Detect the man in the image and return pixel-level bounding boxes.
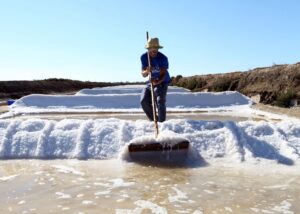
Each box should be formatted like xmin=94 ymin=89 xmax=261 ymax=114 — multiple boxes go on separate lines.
xmin=140 ymin=37 xmax=171 ymax=122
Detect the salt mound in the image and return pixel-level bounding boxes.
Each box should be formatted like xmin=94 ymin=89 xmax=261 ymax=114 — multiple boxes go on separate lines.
xmin=0 ymin=118 xmax=299 ymax=166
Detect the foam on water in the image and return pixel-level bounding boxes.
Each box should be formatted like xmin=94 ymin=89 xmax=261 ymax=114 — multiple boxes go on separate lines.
xmin=116 ymin=200 xmax=168 ymax=214
xmin=0 ymin=174 xmax=19 ymax=182
xmin=0 ymin=118 xmax=299 ymax=165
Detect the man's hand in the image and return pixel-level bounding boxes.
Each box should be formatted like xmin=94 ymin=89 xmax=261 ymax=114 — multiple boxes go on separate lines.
xmin=151 ymin=79 xmax=160 ymax=86
xmin=141 ymin=66 xmax=151 ymax=77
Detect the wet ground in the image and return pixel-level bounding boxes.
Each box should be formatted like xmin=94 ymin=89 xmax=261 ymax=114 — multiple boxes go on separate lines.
xmin=1 ymin=101 xmax=295 ymax=123
xmin=0 ymin=159 xmax=300 ymax=214
xmin=0 ymin=105 xmax=8 ymax=114
xmin=0 ymin=108 xmax=279 ymax=122
xmin=5 ymin=112 xmax=253 ymax=122
xmin=253 ymin=103 xmax=300 ymax=119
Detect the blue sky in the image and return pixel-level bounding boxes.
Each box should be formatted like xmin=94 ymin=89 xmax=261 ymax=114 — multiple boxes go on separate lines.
xmin=0 ymin=0 xmax=300 ymax=82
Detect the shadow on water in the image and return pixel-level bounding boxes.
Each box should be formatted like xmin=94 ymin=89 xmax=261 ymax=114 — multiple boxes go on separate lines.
xmin=125 ymin=147 xmax=208 ymax=168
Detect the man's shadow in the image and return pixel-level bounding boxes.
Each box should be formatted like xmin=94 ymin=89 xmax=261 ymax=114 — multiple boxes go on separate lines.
xmin=123 ymin=145 xmax=207 ymax=168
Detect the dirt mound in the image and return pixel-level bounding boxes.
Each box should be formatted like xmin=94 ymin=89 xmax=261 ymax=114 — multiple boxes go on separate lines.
xmin=0 ymin=78 xmax=141 ymax=99
xmin=172 ymin=62 xmax=300 ymax=106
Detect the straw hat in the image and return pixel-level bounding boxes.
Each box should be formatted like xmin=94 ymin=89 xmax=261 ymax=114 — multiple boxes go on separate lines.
xmin=145 ymin=38 xmax=163 ymax=49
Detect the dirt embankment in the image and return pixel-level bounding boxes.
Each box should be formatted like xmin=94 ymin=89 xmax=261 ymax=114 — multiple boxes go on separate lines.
xmin=0 ymin=78 xmax=142 ymax=100
xmin=172 ymin=62 xmax=300 ymax=106
xmin=252 ymin=103 xmax=300 ymax=119
xmin=1 ymin=62 xmax=300 ymax=109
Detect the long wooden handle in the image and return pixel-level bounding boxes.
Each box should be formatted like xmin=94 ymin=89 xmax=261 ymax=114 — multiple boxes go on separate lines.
xmin=146 ymin=31 xmax=159 ymax=137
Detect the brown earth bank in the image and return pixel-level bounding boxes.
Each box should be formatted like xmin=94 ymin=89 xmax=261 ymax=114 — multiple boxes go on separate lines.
xmin=171 ymin=61 xmax=300 ymax=107
xmin=0 ymin=78 xmax=143 ymax=100
xmin=252 ymin=103 xmax=300 ymax=119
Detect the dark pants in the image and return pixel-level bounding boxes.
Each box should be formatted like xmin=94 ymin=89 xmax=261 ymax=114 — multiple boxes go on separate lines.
xmin=140 ymin=84 xmax=168 ymax=122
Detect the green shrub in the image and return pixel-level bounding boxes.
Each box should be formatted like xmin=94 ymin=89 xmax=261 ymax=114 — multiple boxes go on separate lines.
xmin=187 ymin=78 xmax=198 ymax=90
xmin=274 ymin=89 xmax=297 ymax=107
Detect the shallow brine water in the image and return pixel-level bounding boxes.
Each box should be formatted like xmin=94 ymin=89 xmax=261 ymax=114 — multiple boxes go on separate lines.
xmin=0 ymin=159 xmax=299 ymax=214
